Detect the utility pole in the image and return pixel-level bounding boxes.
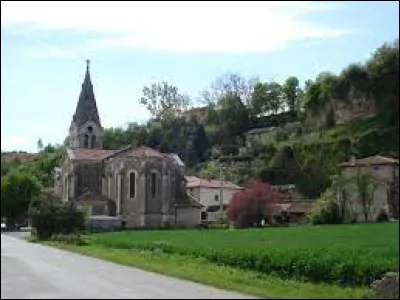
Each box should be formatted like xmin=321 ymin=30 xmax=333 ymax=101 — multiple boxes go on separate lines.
xmin=219 ymin=164 xmax=224 ymax=223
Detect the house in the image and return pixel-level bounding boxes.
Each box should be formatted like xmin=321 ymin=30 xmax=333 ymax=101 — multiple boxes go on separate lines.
xmin=54 ymin=61 xmax=202 ymax=229
xmin=338 ymin=155 xmax=399 ymax=221
xmin=274 ymin=185 xmax=314 ymax=224
xmin=186 ymin=177 xmax=244 ymax=223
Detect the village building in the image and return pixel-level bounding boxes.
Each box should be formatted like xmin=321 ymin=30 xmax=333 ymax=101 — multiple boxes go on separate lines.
xmin=54 ymin=61 xmax=202 ymax=228
xmin=338 ymin=155 xmax=399 ymax=221
xmin=186 ymin=176 xmax=243 ymax=223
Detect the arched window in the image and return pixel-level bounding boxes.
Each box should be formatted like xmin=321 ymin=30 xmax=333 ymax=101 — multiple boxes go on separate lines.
xmin=90 ymin=135 xmax=96 ymax=148
xmin=108 ymin=174 xmax=112 ymax=198
xmin=115 ymin=173 xmax=119 ymax=200
xmin=83 ymin=134 xmax=89 ymax=148
xmin=129 ymin=172 xmax=136 ymax=198
xmin=151 ymin=172 xmax=157 ymax=198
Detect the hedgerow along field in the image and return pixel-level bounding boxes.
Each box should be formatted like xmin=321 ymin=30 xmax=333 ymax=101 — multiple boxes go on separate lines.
xmin=83 ymin=223 xmax=398 ymax=287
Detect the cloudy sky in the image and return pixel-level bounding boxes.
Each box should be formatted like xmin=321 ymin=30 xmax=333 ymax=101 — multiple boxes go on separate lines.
xmin=1 ymin=1 xmax=399 ymax=152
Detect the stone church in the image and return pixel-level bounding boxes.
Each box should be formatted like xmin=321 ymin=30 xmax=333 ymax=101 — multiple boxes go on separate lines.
xmin=54 ymin=61 xmax=202 ymax=228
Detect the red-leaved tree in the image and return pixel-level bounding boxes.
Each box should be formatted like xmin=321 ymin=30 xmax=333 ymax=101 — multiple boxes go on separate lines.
xmin=227 ymin=179 xmax=282 ymax=228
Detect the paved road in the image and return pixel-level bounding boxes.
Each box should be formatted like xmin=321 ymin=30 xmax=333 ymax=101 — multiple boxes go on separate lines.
xmin=1 ymin=234 xmax=254 ymax=299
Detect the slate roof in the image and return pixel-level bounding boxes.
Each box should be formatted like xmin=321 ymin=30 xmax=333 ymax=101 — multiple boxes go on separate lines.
xmin=69 ymin=148 xmax=118 ymax=161
xmin=72 ymin=60 xmax=101 ymax=127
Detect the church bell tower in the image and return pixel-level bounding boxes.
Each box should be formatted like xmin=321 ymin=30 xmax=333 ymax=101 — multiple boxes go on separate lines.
xmin=69 ymin=60 xmax=103 ymax=149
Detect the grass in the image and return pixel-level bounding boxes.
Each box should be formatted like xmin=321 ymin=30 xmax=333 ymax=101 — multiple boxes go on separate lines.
xmin=83 ymin=222 xmax=399 ymax=286
xmin=45 ymin=242 xmax=369 ymax=299
xmin=39 ymin=222 xmax=398 ymax=299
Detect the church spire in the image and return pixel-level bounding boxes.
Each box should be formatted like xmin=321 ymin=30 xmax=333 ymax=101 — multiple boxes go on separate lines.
xmin=69 ymin=60 xmax=103 ymax=149
xmin=72 ymin=59 xmax=101 ymax=127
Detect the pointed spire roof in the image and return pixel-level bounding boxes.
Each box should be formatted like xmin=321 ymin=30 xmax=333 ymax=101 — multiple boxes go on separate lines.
xmin=72 ymin=59 xmax=101 ymax=127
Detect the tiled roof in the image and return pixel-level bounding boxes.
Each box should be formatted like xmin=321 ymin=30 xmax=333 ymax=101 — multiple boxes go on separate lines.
xmin=130 ymin=146 xmax=165 ymax=158
xmin=71 ymin=148 xmax=118 ymax=161
xmin=70 ymin=146 xmax=171 ymax=162
xmin=187 ymin=178 xmax=243 ymax=190
xmin=339 ymin=155 xmax=399 ymax=167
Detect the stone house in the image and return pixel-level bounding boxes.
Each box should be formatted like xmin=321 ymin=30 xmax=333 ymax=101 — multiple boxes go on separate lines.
xmin=54 ymin=61 xmax=202 ymax=228
xmin=338 ymin=155 xmax=399 ymax=221
xmin=273 ymin=185 xmax=315 ymax=224
xmin=186 ymin=176 xmax=243 ymax=223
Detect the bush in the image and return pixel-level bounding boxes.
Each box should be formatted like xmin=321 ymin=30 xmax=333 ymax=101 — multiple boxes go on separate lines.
xmin=29 ymin=196 xmax=86 ymax=240
xmin=309 ymin=189 xmax=343 ymax=225
xmin=50 ymin=234 xmax=87 ymax=246
xmin=376 ymin=209 xmax=389 ymax=222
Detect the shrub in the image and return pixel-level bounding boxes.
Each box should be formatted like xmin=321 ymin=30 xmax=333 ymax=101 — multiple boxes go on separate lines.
xmin=309 ymin=189 xmax=343 ymax=225
xmin=227 ymin=179 xmax=281 ymax=228
xmin=376 ymin=209 xmax=389 ymax=222
xmin=29 ymin=196 xmax=86 ymax=240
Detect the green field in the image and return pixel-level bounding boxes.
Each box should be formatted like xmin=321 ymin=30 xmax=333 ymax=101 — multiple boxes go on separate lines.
xmin=46 ymin=223 xmax=398 ymax=299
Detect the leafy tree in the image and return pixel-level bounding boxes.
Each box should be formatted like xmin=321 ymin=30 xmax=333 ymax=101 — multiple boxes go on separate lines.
xmin=37 ymin=138 xmax=44 ymax=152
xmin=227 ymin=179 xmax=281 ymax=228
xmin=1 ymin=170 xmax=42 ymax=226
xmin=140 ymin=82 xmax=190 ymax=120
xmin=202 ymin=73 xmax=259 ymax=106
xmin=366 ymin=39 xmax=399 ymax=125
xmin=251 ymin=81 xmax=284 ymax=115
xmin=309 ymin=187 xmax=342 ymax=225
xmin=283 ymin=76 xmax=300 ymax=112
xmin=205 ymin=93 xmax=249 ymax=152
xmin=355 ymin=170 xmax=381 ymax=222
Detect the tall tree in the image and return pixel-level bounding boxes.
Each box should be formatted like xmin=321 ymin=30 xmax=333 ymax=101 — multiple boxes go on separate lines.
xmin=37 ymin=138 xmax=44 ymax=152
xmin=140 ymin=82 xmax=190 ymax=120
xmin=283 ymin=76 xmax=300 ymax=112
xmin=1 ymin=170 xmax=42 ymax=225
xmin=202 ymin=73 xmax=259 ymax=106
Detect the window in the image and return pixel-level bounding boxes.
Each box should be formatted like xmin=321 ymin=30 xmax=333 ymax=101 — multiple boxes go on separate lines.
xmin=115 ymin=173 xmax=118 ymax=199
xmin=214 ymin=195 xmax=219 ymax=202
xmin=108 ymin=174 xmax=112 ymax=198
xmin=201 ymin=212 xmax=208 ymax=220
xmin=90 ymin=135 xmax=96 ymax=148
xmin=151 ymin=172 xmax=157 ymax=198
xmin=129 ymin=172 xmax=136 ymax=198
xmin=83 ymin=134 xmax=89 ymax=148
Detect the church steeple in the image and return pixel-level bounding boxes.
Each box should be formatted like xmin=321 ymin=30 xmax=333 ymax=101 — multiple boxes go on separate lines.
xmin=69 ymin=60 xmax=103 ymax=149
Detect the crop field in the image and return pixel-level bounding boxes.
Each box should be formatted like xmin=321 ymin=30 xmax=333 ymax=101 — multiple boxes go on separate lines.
xmin=84 ymin=222 xmax=399 ymax=287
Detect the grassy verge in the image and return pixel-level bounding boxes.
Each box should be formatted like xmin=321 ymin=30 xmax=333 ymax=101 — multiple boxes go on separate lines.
xmin=43 ymin=241 xmax=370 ymax=299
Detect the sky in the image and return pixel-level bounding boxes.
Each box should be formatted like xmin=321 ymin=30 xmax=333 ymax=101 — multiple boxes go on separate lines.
xmin=1 ymin=1 xmax=399 ymax=153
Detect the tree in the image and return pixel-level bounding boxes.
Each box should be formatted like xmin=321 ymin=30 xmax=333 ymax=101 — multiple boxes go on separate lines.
xmin=355 ymin=170 xmax=381 ymax=222
xmin=227 ymin=179 xmax=281 ymax=228
xmin=1 ymin=170 xmax=42 ymax=226
xmin=250 ymin=81 xmax=284 ymax=115
xmin=366 ymin=39 xmax=399 ymax=125
xmin=205 ymin=93 xmax=249 ymax=152
xmin=283 ymin=76 xmax=300 ymax=112
xmin=140 ymin=82 xmax=190 ymax=120
xmin=202 ymin=73 xmax=259 ymax=106
xmin=37 ymin=138 xmax=44 ymax=152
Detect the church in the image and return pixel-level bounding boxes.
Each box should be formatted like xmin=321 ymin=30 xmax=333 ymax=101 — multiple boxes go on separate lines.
xmin=54 ymin=61 xmax=202 ymax=228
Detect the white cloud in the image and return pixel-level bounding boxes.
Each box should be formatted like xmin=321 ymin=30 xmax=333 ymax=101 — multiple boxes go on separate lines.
xmin=1 ymin=1 xmax=354 ymax=54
